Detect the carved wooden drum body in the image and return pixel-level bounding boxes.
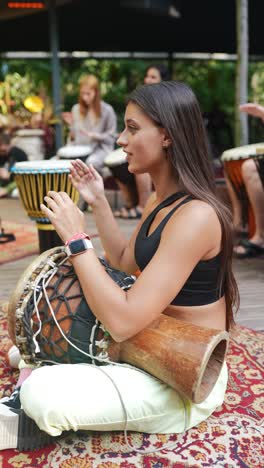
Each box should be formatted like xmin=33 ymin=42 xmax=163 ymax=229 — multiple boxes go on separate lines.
xmin=221 ymin=142 xmax=264 ymax=236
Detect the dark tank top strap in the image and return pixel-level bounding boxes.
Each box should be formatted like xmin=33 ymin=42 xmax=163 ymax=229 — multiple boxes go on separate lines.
xmin=145 ymin=195 xmax=193 ymax=237
xmin=146 ymin=191 xmax=187 ymax=224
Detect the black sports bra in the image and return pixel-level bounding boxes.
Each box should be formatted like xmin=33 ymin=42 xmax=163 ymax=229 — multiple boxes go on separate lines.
xmin=134 ymin=191 xmax=225 ymax=306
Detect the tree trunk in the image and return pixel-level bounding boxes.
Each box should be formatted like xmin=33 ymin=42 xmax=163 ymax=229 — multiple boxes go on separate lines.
xmin=235 ymin=0 xmax=249 ymax=146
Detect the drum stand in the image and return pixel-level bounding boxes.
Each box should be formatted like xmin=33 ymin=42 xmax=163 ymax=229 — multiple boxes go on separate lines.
xmin=0 ymin=218 xmax=16 ymax=244
xmin=37 ymin=224 xmax=63 ymax=253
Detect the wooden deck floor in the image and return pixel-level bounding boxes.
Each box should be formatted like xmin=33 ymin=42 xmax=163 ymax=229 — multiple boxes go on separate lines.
xmin=0 ymin=197 xmax=263 ymax=331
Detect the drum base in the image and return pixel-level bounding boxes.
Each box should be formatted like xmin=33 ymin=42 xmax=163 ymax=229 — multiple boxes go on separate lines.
xmin=38 ymin=229 xmax=63 ymax=253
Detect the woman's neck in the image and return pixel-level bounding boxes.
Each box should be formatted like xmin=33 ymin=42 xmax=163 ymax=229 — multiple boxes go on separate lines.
xmin=150 ymin=165 xmax=184 ymax=204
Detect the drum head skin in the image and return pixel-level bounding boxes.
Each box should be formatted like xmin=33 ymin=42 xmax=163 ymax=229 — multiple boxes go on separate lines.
xmin=104 ymin=148 xmax=127 ymax=167
xmin=11 ymin=160 xmax=73 ymax=174
xmin=221 ymin=142 xmax=264 ymax=161
xmin=14 ymin=129 xmax=45 ymax=137
xmin=57 ymin=145 xmax=92 ymax=159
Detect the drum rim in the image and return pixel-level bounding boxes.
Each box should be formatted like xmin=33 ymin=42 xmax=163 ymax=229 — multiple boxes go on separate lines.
xmin=11 ymin=160 xmax=73 ymax=173
xmin=57 ymin=144 xmax=92 ymax=158
xmin=14 ymin=129 xmax=45 ymax=137
xmin=8 ymin=247 xmax=67 ymax=357
xmin=104 ymin=148 xmax=127 ymax=166
xmin=221 ymin=142 xmax=264 ymax=161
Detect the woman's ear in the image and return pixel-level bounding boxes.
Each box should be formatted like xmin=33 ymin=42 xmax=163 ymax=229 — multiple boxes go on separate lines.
xmin=162 ymin=132 xmax=172 ymax=149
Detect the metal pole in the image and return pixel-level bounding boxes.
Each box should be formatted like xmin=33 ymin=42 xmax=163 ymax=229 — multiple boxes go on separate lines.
xmin=48 ymin=0 xmax=63 ymax=150
xmin=235 ymin=0 xmax=249 ymax=146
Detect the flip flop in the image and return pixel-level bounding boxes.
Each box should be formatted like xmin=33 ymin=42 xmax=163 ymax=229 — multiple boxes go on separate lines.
xmin=233 ymin=239 xmax=264 ymax=259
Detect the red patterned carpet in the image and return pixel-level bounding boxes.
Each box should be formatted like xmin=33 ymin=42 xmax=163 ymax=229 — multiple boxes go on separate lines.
xmin=0 ymin=221 xmax=38 ymax=265
xmin=0 ymin=304 xmax=263 ymax=467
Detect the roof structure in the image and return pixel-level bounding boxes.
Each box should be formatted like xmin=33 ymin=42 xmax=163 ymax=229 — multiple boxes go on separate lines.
xmin=0 ymin=0 xmax=263 ymax=56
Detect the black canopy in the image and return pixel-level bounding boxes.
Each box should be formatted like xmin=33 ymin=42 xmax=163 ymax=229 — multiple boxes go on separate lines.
xmin=0 ymin=0 xmax=263 ymax=55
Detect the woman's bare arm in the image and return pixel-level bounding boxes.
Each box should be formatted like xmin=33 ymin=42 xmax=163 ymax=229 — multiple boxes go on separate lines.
xmin=239 ymin=103 xmax=264 ymax=122
xmin=41 ymin=194 xmax=221 ymax=342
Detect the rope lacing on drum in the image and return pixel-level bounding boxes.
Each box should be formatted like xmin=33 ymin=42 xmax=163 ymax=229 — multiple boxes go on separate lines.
xmin=32 ymin=257 xmax=66 ymax=354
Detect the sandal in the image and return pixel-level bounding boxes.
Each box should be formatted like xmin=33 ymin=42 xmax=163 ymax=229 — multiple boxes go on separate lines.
xmin=114 ymin=205 xmax=132 ymax=218
xmin=233 ymin=239 xmax=264 ymax=259
xmin=233 ymin=227 xmax=248 ymax=239
xmin=119 ymin=206 xmax=143 ymax=220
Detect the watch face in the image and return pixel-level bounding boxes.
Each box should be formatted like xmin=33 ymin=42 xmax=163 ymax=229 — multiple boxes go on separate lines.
xmin=69 ymin=239 xmax=86 ymax=254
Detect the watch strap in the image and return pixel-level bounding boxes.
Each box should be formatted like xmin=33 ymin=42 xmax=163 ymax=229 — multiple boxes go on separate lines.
xmin=65 ymin=238 xmax=93 ymax=257
xmin=65 ymin=232 xmax=90 ymax=246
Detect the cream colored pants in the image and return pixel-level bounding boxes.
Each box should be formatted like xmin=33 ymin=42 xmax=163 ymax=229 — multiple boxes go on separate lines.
xmin=20 ymin=362 xmax=228 ymax=437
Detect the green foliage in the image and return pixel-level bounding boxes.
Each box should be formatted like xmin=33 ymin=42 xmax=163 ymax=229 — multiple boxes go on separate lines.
xmin=1 ymin=58 xmax=264 ymax=150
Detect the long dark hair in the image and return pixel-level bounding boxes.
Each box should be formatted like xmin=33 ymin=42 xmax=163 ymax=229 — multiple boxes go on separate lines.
xmin=144 ymin=63 xmax=171 ymax=81
xmin=128 ymin=81 xmax=239 ymax=330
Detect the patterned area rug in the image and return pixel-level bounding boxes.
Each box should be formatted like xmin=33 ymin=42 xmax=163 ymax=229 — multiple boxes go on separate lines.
xmin=0 ymin=221 xmax=99 ymax=265
xmin=0 ymin=303 xmax=263 ymax=467
xmin=0 ymin=221 xmax=38 ymax=265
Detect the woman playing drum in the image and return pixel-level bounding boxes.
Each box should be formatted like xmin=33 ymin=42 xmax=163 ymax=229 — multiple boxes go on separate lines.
xmin=223 ymin=102 xmax=264 ymax=258
xmin=1 ymin=82 xmax=239 ymax=451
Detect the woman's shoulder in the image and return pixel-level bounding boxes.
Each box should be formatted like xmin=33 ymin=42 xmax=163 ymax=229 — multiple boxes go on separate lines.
xmin=164 ymin=199 xmax=222 ymax=258
xmin=178 ymin=199 xmax=220 ymax=226
xmin=101 ymin=101 xmax=116 ymax=116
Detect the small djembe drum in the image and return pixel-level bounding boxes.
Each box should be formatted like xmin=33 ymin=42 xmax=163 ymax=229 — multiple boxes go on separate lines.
xmin=57 ymin=144 xmax=92 ymax=162
xmin=11 ymin=160 xmax=79 ymax=253
xmin=104 ymin=148 xmax=136 ymax=188
xmin=221 ymin=142 xmax=264 ymax=237
xmin=8 ymin=246 xmax=229 ymax=404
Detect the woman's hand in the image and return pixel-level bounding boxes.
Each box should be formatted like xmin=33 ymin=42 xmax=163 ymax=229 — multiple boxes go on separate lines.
xmin=40 ymin=191 xmax=85 ymax=243
xmin=239 ymin=103 xmax=264 ymax=122
xmin=80 ymin=128 xmax=99 ymax=141
xmin=69 ymin=159 xmax=105 ymax=206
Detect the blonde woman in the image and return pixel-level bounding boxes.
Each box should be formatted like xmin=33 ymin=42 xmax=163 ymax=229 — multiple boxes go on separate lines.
xmin=62 ymin=74 xmax=117 ymax=173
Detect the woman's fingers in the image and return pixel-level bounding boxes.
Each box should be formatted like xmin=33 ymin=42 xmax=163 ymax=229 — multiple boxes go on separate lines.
xmin=40 ymin=203 xmax=54 ymax=221
xmin=89 ymin=164 xmax=101 ymax=181
xmin=43 ymin=191 xmax=72 ymax=212
xmin=71 ymin=159 xmax=94 ymax=180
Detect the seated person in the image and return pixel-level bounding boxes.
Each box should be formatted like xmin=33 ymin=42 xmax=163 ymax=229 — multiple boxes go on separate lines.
xmin=112 ymin=63 xmax=171 ymax=219
xmin=62 ymin=74 xmax=117 ymax=174
xmin=0 ymin=81 xmax=238 ymax=451
xmin=225 ymin=103 xmax=264 ymax=258
xmin=0 ymin=130 xmax=28 ymax=198
xmin=28 ymin=111 xmax=54 ymax=159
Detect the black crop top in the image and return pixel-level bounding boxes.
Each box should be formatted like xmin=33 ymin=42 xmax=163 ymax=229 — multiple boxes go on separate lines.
xmin=134 ymin=191 xmax=225 ymax=306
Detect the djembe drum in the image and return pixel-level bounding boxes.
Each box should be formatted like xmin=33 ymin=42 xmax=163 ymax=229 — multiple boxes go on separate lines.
xmin=8 ymin=246 xmax=229 ymax=404
xmin=12 ymin=128 xmax=45 ymax=161
xmin=104 ymin=148 xmax=136 ymax=188
xmin=11 ymin=160 xmax=79 ymax=253
xmin=221 ymin=142 xmax=264 ymax=237
xmin=57 ymin=144 xmax=92 ymax=162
